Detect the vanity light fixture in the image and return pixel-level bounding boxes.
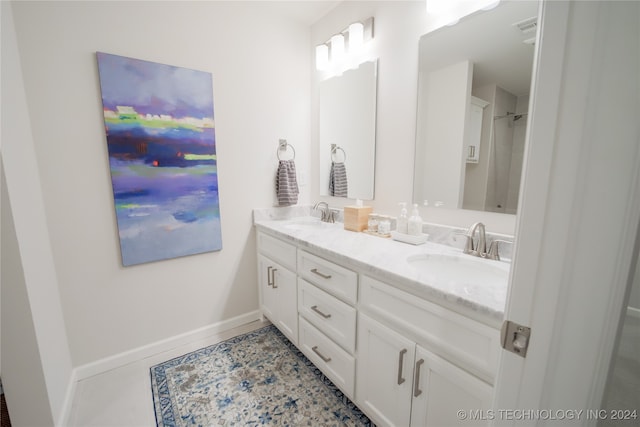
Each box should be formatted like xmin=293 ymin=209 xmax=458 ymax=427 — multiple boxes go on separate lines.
xmin=315 ymin=17 xmax=374 ymax=72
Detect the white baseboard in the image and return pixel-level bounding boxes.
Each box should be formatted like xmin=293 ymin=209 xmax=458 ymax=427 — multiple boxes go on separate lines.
xmin=74 ymin=310 xmax=261 ymax=381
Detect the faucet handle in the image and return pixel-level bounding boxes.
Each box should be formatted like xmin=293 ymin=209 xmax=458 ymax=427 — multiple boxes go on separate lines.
xmin=454 ymin=232 xmax=474 ymax=254
xmin=487 ymin=239 xmax=510 ymax=261
xmin=327 ymin=209 xmax=337 ymax=223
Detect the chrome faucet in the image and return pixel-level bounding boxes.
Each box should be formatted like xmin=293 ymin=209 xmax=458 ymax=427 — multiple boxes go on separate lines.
xmin=468 ymin=222 xmax=487 ymax=256
xmin=313 ymin=201 xmax=335 ymax=223
xmin=457 ymin=222 xmax=487 ymax=257
xmin=456 ymin=222 xmax=509 ymax=260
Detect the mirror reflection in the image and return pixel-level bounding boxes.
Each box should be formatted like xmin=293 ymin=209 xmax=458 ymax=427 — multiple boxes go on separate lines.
xmin=413 ymin=1 xmax=538 ymax=213
xmin=319 ymin=60 xmax=377 ymax=200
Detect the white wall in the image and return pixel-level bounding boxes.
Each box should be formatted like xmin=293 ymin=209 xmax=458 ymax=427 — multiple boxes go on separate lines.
xmin=419 ymin=61 xmax=472 ymax=208
xmin=1 ymin=2 xmax=74 ymax=424
xmin=2 ymin=164 xmax=56 ymax=427
xmin=10 ymin=0 xmax=311 ymax=367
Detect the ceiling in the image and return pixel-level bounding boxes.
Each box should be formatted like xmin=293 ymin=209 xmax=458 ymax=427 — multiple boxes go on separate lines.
xmin=266 ymin=0 xmax=342 ymax=25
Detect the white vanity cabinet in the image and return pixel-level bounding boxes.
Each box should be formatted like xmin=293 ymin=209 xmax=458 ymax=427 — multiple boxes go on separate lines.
xmin=257 ymin=233 xmax=298 ymax=345
xmin=256 ymin=226 xmax=501 ymax=427
xmin=356 ymin=275 xmax=498 ymax=427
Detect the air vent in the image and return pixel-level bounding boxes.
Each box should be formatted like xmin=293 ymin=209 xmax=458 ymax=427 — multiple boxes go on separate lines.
xmin=513 ymin=16 xmax=538 ymax=34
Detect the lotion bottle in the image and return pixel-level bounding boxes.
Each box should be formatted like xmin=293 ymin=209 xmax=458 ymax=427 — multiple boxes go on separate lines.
xmin=408 ymin=203 xmax=423 ymax=236
xmin=397 ymin=202 xmax=408 ymax=234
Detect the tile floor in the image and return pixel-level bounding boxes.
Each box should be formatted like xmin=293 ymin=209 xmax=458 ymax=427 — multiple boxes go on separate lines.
xmin=68 ymin=319 xmax=270 ymax=427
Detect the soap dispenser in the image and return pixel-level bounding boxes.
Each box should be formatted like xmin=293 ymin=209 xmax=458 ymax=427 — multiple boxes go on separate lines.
xmin=408 ymin=203 xmax=423 ymax=236
xmin=397 ymin=202 xmax=408 ymax=234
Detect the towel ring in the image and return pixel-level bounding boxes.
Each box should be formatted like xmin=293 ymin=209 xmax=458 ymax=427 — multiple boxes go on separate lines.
xmin=277 ymin=140 xmax=296 ymax=161
xmin=331 ymin=145 xmax=347 ymax=162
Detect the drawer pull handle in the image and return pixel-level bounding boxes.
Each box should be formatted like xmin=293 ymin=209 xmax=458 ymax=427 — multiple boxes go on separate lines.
xmin=312 ymin=346 xmax=332 ymax=362
xmin=311 ymin=268 xmax=332 ymax=279
xmin=311 ymin=305 xmax=332 ymax=319
xmin=267 ymin=266 xmax=273 ymax=287
xmin=397 ymin=348 xmax=408 ymax=385
xmin=271 ymin=268 xmax=278 ymax=288
xmin=414 ymin=359 xmax=424 ymax=397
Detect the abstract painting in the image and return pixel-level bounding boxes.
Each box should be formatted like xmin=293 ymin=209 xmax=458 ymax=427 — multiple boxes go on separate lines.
xmin=97 ymin=52 xmax=222 ymax=266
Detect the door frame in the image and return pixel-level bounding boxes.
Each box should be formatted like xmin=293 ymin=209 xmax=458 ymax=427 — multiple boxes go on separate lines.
xmin=492 ymin=0 xmax=640 ymax=423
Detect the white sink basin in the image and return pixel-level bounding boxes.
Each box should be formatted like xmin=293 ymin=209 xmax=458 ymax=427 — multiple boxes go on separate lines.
xmin=407 ymin=253 xmax=509 ymax=286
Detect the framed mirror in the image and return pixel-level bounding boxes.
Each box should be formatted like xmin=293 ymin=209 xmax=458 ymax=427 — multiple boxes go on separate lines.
xmin=319 ymin=60 xmax=377 ymax=200
xmin=413 ymin=1 xmax=538 ymax=214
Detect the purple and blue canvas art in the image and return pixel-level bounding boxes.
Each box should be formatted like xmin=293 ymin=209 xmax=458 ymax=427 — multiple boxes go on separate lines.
xmin=97 ymin=52 xmax=222 ymax=266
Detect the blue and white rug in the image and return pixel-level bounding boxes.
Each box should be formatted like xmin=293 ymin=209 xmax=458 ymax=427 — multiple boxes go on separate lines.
xmin=150 ymin=325 xmax=372 ymax=426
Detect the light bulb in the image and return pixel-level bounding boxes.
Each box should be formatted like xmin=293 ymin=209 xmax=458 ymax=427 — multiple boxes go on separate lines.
xmin=348 ymin=22 xmax=364 ymax=52
xmin=315 ymin=44 xmax=329 ymax=70
xmin=330 ymin=34 xmax=345 ymax=61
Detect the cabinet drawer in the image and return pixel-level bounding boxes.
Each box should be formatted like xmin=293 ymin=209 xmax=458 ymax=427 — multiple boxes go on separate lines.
xmin=298 ymin=279 xmax=356 ymax=354
xmin=257 ymin=232 xmax=296 ymax=270
xmin=298 ymin=316 xmax=355 ymax=398
xmin=298 ymin=251 xmax=357 ymax=305
xmin=360 ymin=275 xmax=500 ymax=384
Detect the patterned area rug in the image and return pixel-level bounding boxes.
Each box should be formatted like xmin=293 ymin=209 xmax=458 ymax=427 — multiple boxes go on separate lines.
xmin=150 ymin=325 xmax=372 ymax=426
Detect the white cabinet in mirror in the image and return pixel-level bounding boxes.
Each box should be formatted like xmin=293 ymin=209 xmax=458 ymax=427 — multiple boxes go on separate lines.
xmin=319 ymin=60 xmax=377 ymax=200
xmin=413 ymin=1 xmax=538 ymax=214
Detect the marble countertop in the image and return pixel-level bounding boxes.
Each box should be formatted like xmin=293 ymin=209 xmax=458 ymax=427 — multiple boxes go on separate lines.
xmin=254 ymin=215 xmax=509 ymax=328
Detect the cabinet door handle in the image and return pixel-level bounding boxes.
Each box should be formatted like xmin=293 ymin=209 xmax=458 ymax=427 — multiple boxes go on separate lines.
xmin=311 ymin=305 xmax=332 ymax=319
xmin=397 ymin=348 xmax=408 ymax=385
xmin=414 ymin=359 xmax=424 ymax=397
xmin=311 ymin=268 xmax=332 ymax=279
xmin=267 ymin=266 xmax=273 ymax=287
xmin=312 ymin=346 xmax=332 ymax=362
xmin=271 ymin=268 xmax=278 ymax=288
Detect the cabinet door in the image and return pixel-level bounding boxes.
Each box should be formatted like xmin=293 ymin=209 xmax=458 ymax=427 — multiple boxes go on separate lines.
xmin=273 ymin=264 xmax=298 ymax=344
xmin=410 ymin=346 xmax=493 ymax=427
xmin=356 ymin=314 xmax=415 ymax=427
xmin=258 ymin=254 xmax=298 ymax=345
xmin=258 ymin=254 xmax=278 ymax=323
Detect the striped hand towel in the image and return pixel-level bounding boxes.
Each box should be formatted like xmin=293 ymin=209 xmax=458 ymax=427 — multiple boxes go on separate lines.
xmin=329 ymin=161 xmax=348 ymax=197
xmin=276 ymin=159 xmax=299 ymax=206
